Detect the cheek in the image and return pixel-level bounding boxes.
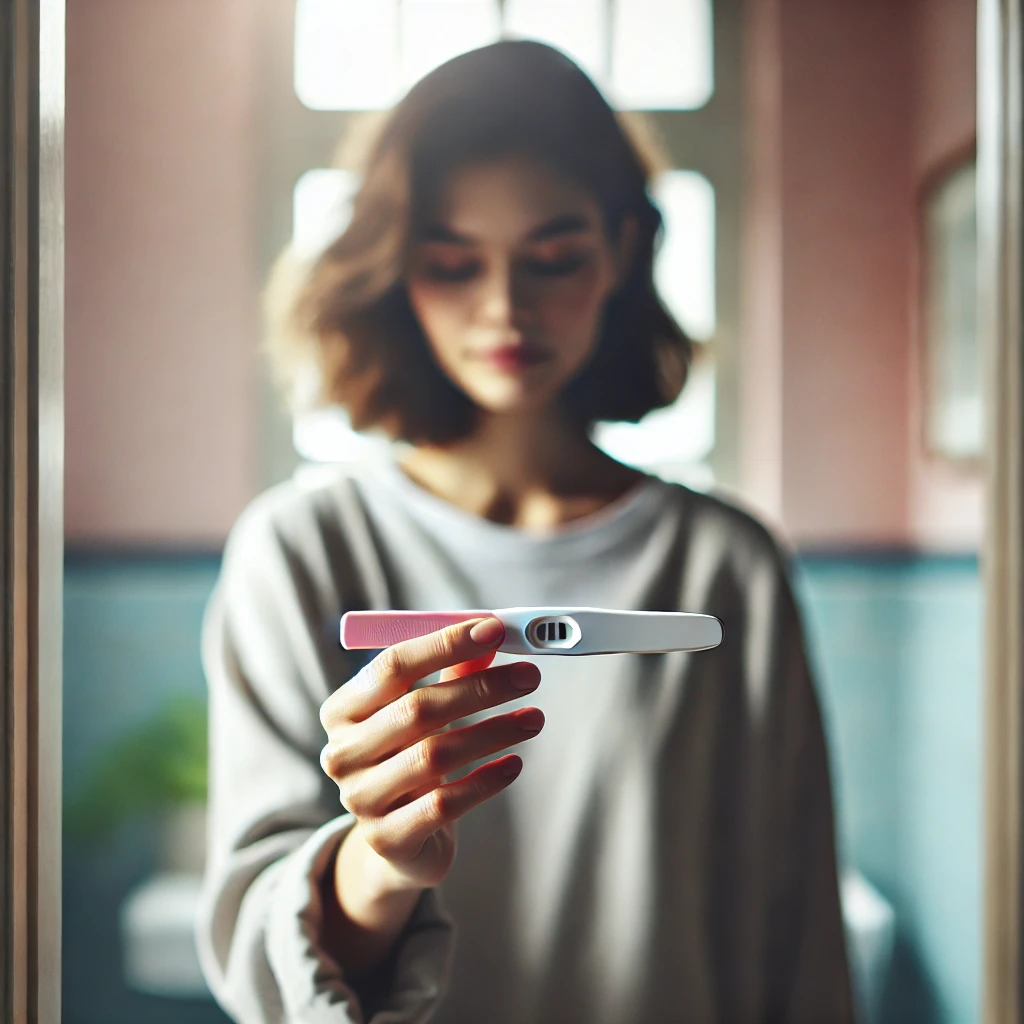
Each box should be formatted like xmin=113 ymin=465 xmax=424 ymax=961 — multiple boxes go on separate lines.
xmin=536 ymin=265 xmax=613 ymax=340
xmin=406 ymin=282 xmax=465 ymax=356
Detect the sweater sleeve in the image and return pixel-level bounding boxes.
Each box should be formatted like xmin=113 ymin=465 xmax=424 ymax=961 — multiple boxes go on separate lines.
xmin=758 ymin=547 xmax=856 ymax=1023
xmin=194 ymin=493 xmax=456 ymax=1024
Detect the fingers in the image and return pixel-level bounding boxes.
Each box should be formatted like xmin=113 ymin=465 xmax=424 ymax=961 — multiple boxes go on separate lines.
xmin=322 ymin=616 xmax=506 ymax=726
xmin=333 ymin=707 xmax=544 ymax=817
xmin=325 ymin=659 xmax=541 ymax=773
xmin=359 ymin=754 xmax=525 ymax=863
xmin=439 ymin=649 xmax=496 ymax=684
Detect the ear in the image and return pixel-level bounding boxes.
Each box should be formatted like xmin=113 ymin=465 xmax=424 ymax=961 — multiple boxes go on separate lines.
xmin=613 ymin=215 xmax=639 ymax=289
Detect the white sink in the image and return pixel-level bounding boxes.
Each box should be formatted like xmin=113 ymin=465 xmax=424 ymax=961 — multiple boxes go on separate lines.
xmin=842 ymin=870 xmax=896 ymax=1023
xmin=121 ymin=868 xmax=896 ymax=1015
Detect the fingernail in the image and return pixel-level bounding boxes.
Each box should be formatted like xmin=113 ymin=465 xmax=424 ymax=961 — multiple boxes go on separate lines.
xmin=511 ymin=663 xmax=539 ymax=690
xmin=517 ymin=709 xmax=544 ymax=735
xmin=501 ymin=756 xmax=523 ymax=779
xmin=470 ymin=617 xmax=505 ymax=648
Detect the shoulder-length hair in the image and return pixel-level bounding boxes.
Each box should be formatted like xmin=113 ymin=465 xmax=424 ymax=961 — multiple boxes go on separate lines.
xmin=268 ymin=39 xmax=693 ymax=444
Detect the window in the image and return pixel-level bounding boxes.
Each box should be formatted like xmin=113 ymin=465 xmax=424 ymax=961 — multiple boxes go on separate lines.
xmin=294 ymin=0 xmax=714 ymax=112
xmin=923 ymin=158 xmax=980 ymax=462
xmin=285 ymin=0 xmax=723 ymax=488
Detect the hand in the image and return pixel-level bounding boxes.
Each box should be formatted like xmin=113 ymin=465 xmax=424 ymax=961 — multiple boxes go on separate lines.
xmin=320 ymin=615 xmax=543 ymax=903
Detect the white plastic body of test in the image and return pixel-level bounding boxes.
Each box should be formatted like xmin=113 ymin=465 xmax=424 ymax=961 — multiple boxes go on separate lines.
xmin=497 ymin=607 xmax=722 ymax=655
xmin=340 ymin=607 xmax=723 ymax=656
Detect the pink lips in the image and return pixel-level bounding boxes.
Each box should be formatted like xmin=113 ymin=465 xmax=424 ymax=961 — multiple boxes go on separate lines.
xmin=478 ymin=342 xmax=548 ymax=373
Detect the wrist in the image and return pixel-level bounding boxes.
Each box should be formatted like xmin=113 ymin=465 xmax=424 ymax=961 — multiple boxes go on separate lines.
xmin=336 ymin=824 xmax=423 ymax=921
xmin=328 ymin=824 xmax=423 ymax=977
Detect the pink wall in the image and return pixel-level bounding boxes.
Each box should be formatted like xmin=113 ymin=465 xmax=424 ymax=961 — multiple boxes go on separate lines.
xmin=779 ymin=0 xmax=915 ymax=545
xmin=66 ymin=1 xmax=978 ymax=550
xmin=741 ymin=0 xmax=979 ymax=550
xmin=65 ymin=0 xmax=260 ymax=546
xmin=738 ymin=0 xmax=784 ymax=521
xmin=742 ymin=0 xmax=914 ymax=546
xmin=914 ymin=0 xmax=978 ymax=175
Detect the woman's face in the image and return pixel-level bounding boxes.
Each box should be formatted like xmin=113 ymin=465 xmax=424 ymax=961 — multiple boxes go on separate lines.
xmin=406 ymin=156 xmax=628 ymax=416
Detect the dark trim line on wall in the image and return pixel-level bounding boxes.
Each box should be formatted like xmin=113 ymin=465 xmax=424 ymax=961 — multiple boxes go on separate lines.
xmin=796 ymin=547 xmax=979 ymax=568
xmin=60 ymin=544 xmax=981 ymax=573
xmin=64 ymin=546 xmax=224 ymax=568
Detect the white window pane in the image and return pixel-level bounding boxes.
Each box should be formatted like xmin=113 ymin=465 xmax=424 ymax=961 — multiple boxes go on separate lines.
xmin=294 ymin=404 xmax=394 ymax=463
xmin=295 ymin=0 xmax=401 ymax=110
xmin=503 ymin=0 xmax=607 ymax=86
xmin=594 ymin=170 xmax=716 ymax=474
xmin=292 ymin=168 xmax=359 ymax=259
xmin=653 ymin=170 xmax=715 ymax=341
xmin=594 ymin=358 xmax=716 ymax=472
xmin=611 ymin=0 xmax=713 ymax=110
xmin=400 ymin=0 xmax=501 ymax=89
xmin=292 ymin=170 xmax=393 ymax=462
xmin=926 ymin=162 xmax=981 ymax=458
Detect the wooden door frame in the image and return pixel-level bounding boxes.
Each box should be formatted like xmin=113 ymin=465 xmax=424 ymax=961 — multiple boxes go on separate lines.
xmin=0 ymin=1 xmax=64 ymax=1022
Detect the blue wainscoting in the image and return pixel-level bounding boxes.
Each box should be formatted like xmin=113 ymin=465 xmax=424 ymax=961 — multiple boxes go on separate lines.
xmin=62 ymin=550 xmax=982 ymax=1024
xmin=797 ymin=555 xmax=982 ymax=1024
xmin=63 ymin=554 xmax=227 ymax=1024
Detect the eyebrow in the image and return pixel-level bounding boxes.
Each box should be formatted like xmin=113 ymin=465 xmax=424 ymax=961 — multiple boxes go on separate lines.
xmin=420 ymin=213 xmax=591 ymax=245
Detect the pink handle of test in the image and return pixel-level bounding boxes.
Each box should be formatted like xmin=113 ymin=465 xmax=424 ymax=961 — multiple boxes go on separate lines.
xmin=341 ymin=610 xmax=493 ymax=649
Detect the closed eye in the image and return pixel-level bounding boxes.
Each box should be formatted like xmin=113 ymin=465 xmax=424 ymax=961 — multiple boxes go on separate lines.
xmin=524 ymin=255 xmax=587 ymax=277
xmin=420 ymin=261 xmax=481 ymax=282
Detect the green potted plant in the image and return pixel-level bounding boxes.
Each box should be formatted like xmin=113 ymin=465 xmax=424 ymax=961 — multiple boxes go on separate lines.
xmin=65 ymin=694 xmax=208 ymax=872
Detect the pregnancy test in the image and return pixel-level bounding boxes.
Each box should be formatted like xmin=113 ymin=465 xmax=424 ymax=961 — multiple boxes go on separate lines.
xmin=340 ymin=608 xmax=723 ymax=656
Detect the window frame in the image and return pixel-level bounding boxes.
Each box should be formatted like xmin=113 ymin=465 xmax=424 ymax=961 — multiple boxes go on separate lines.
xmin=252 ymin=0 xmax=745 ymax=488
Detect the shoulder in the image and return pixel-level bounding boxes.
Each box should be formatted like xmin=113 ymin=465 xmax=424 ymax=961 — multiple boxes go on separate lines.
xmin=221 ymin=465 xmax=371 ymax=588
xmin=659 ymin=480 xmax=793 ymax=579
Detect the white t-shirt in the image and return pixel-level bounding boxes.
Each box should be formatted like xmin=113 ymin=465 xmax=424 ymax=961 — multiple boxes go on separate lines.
xmin=196 ymin=461 xmax=853 ymax=1024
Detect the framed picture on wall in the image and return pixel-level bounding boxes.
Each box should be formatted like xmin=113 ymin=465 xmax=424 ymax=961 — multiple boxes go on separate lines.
xmin=921 ymin=152 xmax=980 ymax=463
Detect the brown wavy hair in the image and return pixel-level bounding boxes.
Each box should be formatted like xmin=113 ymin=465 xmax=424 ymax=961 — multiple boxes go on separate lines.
xmin=269 ymin=39 xmax=693 ymax=444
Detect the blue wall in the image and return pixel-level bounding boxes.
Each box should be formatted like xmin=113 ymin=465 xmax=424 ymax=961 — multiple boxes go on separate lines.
xmin=798 ymin=556 xmax=982 ymax=1024
xmin=63 ymin=555 xmax=227 ymax=1024
xmin=62 ymin=552 xmax=983 ymax=1024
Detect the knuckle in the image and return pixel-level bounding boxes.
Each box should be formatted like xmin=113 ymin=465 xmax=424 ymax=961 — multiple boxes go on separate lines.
xmin=376 ymin=645 xmax=406 ymax=684
xmin=429 ymin=627 xmax=460 ymax=664
xmin=424 ymin=786 xmax=451 ymax=827
xmin=336 ymin=778 xmax=367 ymax=816
xmin=392 ymin=689 xmax=432 ymax=733
xmin=473 ymin=771 xmax=492 ymax=802
xmin=319 ymin=742 xmax=345 ymax=780
xmin=416 ymin=735 xmax=449 ymax=776
xmin=359 ymin=821 xmax=392 ymax=858
xmin=319 ymin=689 xmax=347 ymax=730
xmin=468 ymin=671 xmax=491 ymax=705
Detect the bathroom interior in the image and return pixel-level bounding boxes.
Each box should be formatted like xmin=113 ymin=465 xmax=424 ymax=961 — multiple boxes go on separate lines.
xmin=61 ymin=1 xmax=982 ymax=1022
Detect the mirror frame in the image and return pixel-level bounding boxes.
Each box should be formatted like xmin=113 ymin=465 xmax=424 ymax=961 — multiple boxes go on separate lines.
xmin=1 ymin=1 xmax=1022 ymax=1021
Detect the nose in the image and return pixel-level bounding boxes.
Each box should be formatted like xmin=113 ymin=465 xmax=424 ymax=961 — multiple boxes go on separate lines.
xmin=479 ymin=260 xmax=528 ymax=329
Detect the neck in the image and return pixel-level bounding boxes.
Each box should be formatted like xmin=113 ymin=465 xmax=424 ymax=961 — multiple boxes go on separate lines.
xmin=398 ymin=407 xmax=643 ymax=529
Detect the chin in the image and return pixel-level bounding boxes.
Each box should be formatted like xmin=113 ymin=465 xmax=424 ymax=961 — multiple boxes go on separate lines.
xmin=465 ymin=379 xmax=563 ymax=415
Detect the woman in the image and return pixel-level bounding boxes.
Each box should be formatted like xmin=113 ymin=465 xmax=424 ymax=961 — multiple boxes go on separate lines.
xmin=197 ymin=40 xmax=853 ymax=1024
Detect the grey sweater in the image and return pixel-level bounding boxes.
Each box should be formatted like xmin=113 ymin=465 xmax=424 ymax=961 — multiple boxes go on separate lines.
xmin=196 ymin=460 xmax=854 ymax=1024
